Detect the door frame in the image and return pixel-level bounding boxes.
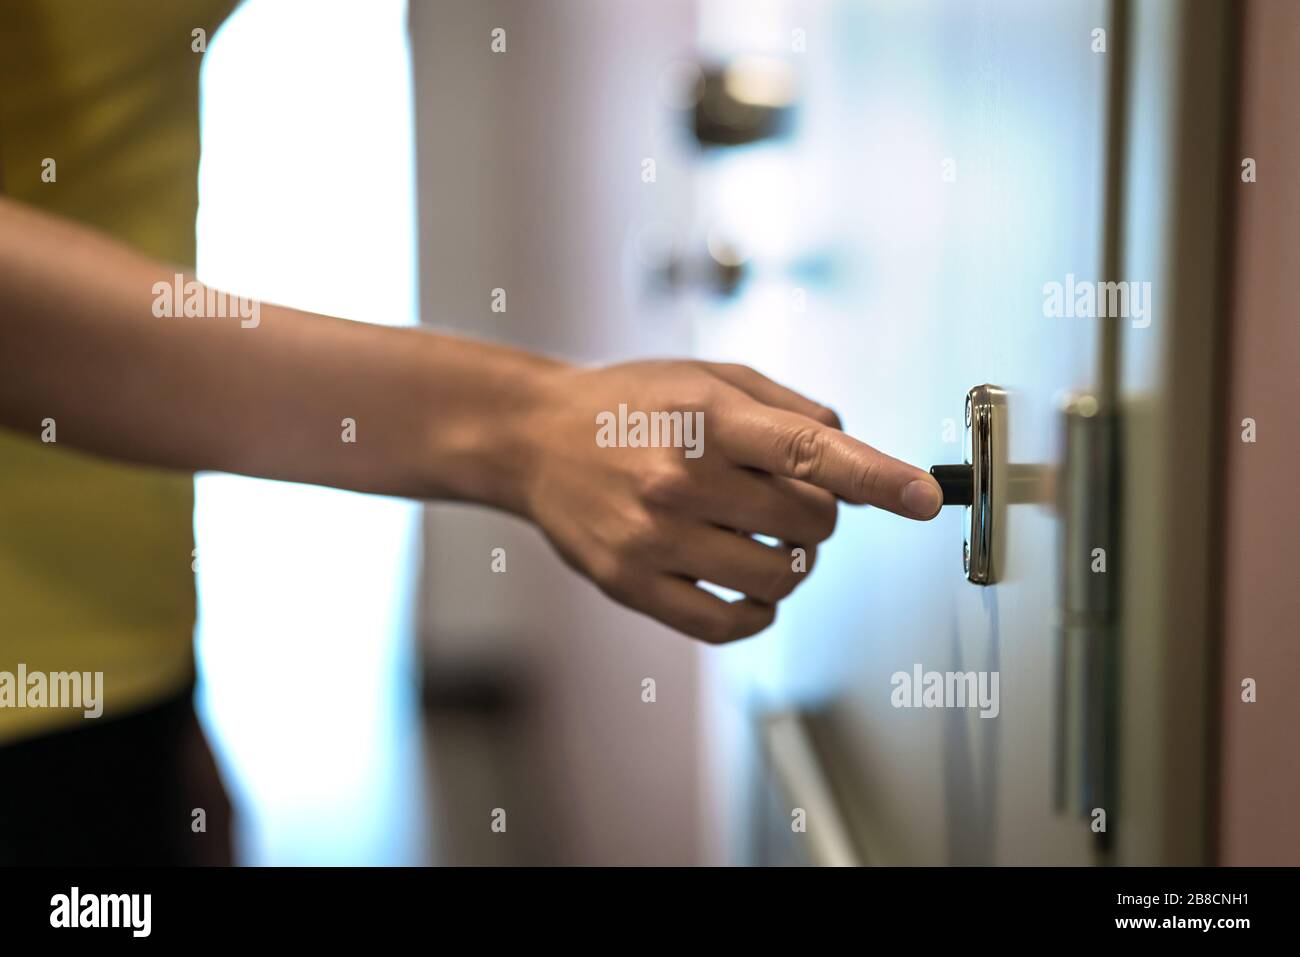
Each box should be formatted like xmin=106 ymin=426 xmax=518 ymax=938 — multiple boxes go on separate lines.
xmin=1112 ymin=0 xmax=1238 ymax=866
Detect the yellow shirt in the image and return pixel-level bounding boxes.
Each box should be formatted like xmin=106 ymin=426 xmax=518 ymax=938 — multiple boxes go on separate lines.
xmin=0 ymin=0 xmax=237 ymax=743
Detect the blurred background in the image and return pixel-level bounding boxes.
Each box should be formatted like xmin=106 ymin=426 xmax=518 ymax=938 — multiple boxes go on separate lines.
xmin=191 ymin=0 xmax=1299 ymax=865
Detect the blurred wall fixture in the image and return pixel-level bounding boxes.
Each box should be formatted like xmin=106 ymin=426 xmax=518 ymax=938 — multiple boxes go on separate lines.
xmin=685 ymin=55 xmax=797 ymax=147
xmin=642 ymin=227 xmax=749 ymax=298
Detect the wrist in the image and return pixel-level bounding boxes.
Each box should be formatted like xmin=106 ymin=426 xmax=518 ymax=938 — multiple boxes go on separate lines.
xmin=416 ymin=337 xmax=570 ymax=516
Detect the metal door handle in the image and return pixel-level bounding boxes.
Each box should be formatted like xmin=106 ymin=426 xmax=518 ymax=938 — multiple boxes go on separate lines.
xmin=1054 ymin=393 xmax=1118 ymax=834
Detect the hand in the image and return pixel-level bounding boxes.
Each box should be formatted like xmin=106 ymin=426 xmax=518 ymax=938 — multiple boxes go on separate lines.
xmin=518 ymin=360 xmax=943 ymax=643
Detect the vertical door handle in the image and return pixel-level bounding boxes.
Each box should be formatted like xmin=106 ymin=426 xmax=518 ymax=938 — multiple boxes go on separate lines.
xmin=1054 ymin=394 xmax=1118 ymax=837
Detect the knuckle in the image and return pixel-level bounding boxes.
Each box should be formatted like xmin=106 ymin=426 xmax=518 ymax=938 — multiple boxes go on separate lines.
xmin=732 ymin=603 xmax=776 ymax=641
xmin=693 ymin=597 xmax=778 ymax=644
xmin=693 ymin=382 xmax=725 ymax=413
xmin=703 ymin=617 xmax=736 ymax=645
xmin=637 ymin=464 xmax=692 ymax=508
xmin=588 ymin=551 xmax=632 ymax=595
xmin=688 ymin=607 xmax=733 ymax=645
xmin=669 ymin=369 xmax=722 ymax=412
xmin=615 ymin=509 xmax=663 ymax=560
xmin=780 ymin=425 xmax=826 ymax=483
xmin=720 ymin=362 xmax=757 ymax=383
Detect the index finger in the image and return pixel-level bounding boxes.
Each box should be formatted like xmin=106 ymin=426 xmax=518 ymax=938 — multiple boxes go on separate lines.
xmin=712 ymin=398 xmax=942 ymax=520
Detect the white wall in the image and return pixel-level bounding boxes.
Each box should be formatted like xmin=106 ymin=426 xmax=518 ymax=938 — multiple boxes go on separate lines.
xmin=410 ymin=0 xmax=707 ymax=864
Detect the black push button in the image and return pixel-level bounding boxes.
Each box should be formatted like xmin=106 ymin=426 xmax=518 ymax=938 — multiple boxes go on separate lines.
xmin=930 ymin=464 xmax=974 ymax=507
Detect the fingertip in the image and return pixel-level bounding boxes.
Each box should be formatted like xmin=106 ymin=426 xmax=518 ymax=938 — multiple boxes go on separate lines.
xmin=901 ymin=477 xmax=943 ymax=520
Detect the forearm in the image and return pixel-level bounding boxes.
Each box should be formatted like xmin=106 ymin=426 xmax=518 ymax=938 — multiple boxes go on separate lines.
xmin=0 ymin=196 xmax=560 ymax=511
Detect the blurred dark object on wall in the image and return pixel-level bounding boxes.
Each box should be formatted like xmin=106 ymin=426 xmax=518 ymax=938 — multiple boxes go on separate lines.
xmin=680 ymin=56 xmax=798 ymax=147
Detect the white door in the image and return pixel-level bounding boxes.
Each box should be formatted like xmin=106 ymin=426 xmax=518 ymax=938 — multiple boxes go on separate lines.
xmin=693 ymin=0 xmax=1228 ymax=866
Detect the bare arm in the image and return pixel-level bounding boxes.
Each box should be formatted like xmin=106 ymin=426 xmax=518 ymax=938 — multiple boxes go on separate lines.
xmin=0 ymin=195 xmax=942 ymax=642
xmin=0 ymin=195 xmax=551 ymax=512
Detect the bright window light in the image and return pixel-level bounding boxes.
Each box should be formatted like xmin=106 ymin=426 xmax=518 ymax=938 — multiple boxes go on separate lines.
xmin=193 ymin=0 xmax=426 ymax=865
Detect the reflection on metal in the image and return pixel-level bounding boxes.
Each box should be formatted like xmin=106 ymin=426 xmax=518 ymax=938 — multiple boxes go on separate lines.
xmin=965 ymin=385 xmax=1008 ymax=584
xmin=1054 ymin=393 xmax=1118 ymax=845
xmin=931 ymin=385 xmax=1008 ymax=585
xmin=683 ymin=57 xmax=797 ymax=147
xmin=762 ymin=711 xmax=862 ymax=867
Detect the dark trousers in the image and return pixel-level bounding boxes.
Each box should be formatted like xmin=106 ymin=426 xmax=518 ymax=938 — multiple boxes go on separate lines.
xmin=0 ymin=685 xmax=233 ymax=865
